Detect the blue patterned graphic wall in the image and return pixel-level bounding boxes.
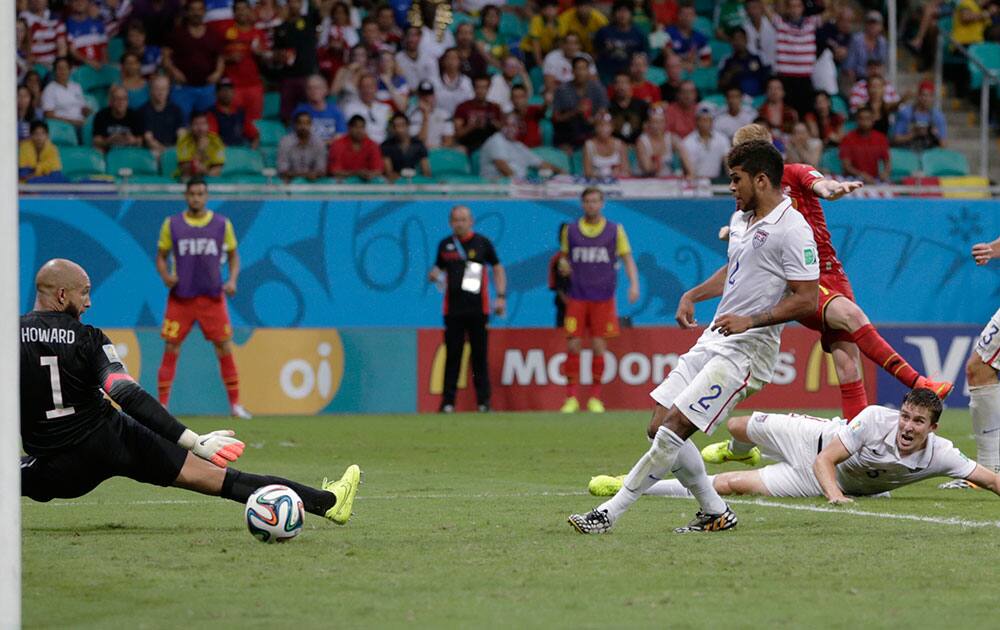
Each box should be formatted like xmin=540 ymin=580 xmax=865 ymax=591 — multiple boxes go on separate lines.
xmin=20 ymin=197 xmax=1000 ymax=328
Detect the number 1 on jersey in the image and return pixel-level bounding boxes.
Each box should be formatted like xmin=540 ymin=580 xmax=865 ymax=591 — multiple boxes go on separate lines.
xmin=41 ymin=356 xmax=75 ymax=419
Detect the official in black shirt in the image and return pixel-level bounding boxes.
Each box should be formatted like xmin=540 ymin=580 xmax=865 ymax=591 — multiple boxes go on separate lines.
xmin=428 ymin=206 xmax=506 ymax=413
xmin=20 ymin=259 xmax=361 ymax=525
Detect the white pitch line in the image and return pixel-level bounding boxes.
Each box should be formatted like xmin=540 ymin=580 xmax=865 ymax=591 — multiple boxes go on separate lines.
xmin=22 ymin=492 xmax=1000 ymax=529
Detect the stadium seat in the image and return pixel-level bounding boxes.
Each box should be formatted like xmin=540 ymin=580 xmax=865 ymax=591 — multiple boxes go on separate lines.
xmin=703 ymin=93 xmax=726 ymax=110
xmin=751 ymin=94 xmax=766 ymax=109
xmin=531 ymin=146 xmax=571 ymax=173
xmin=889 ymin=148 xmax=920 ymax=181
xmin=922 ymin=148 xmax=970 ymax=177
xmin=107 ymin=37 xmax=125 ymax=63
xmin=688 ymin=67 xmax=718 ymax=95
xmin=222 ymin=146 xmax=265 ymax=176
xmin=831 ymin=95 xmax=849 ymax=117
xmin=124 ymin=174 xmax=175 ymax=184
xmin=449 ymin=11 xmax=476 ymax=32
xmin=529 ymin=66 xmax=544 ymax=93
xmin=72 ymin=64 xmax=120 ymax=93
xmin=645 ymin=66 xmax=667 ymax=85
xmin=59 ymin=147 xmax=106 ymax=179
xmin=940 ymin=175 xmax=990 ymax=198
xmin=694 ymin=0 xmax=715 ymax=17
xmin=87 ymin=87 xmax=109 ymax=110
xmin=81 ymin=112 xmax=96 ymax=146
xmin=820 ymin=147 xmax=842 ymax=175
xmin=84 ymin=92 xmax=101 ymax=114
xmin=968 ymin=42 xmax=1000 ymax=90
xmin=259 ymin=146 xmax=278 ymax=169
xmin=263 ymin=91 xmax=281 ymax=120
xmin=428 ymin=148 xmax=471 ymax=175
xmin=47 ymin=119 xmax=79 ymax=146
xmin=213 ymin=173 xmax=269 ymax=184
xmin=539 ymin=118 xmax=553 ymax=146
xmin=710 ymin=39 xmax=733 ymax=63
xmin=693 ymin=16 xmax=713 ymax=37
xmin=106 ymin=147 xmax=158 ymax=177
xmin=437 ymin=173 xmax=483 ymax=184
xmin=159 ymin=148 xmax=179 ymax=178
xmin=571 ymin=149 xmax=584 ymax=175
xmin=255 ymin=119 xmax=287 ymax=147
xmin=499 ymin=12 xmax=523 ymax=42
xmin=468 ymin=150 xmax=481 ymax=175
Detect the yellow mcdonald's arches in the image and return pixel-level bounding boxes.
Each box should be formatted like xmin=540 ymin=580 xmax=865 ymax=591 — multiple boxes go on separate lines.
xmin=103 ymin=329 xmax=142 ymax=381
xmin=233 ymin=329 xmax=345 ymax=414
xmin=805 ymin=341 xmax=840 ymax=392
xmin=429 ymin=342 xmax=471 ymax=395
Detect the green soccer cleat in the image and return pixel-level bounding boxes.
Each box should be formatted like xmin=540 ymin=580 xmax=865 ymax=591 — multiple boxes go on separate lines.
xmin=701 ymin=441 xmax=762 ymax=467
xmin=322 ymin=464 xmax=361 ymax=525
xmin=588 ymin=474 xmax=624 ymax=496
xmin=586 ymin=397 xmax=606 ymax=413
xmin=560 ymin=396 xmax=580 ymax=413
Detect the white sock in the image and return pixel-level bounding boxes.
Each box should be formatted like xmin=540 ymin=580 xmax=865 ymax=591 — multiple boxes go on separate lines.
xmin=645 ymin=478 xmax=701 ymax=498
xmin=729 ymin=438 xmax=754 ymax=457
xmin=672 ymin=440 xmax=728 ymax=514
xmin=598 ymin=426 xmax=684 ymax=522
xmin=970 ymin=383 xmax=1000 ymax=472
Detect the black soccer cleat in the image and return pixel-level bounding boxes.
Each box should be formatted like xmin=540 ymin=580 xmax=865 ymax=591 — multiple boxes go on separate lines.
xmin=673 ymin=505 xmax=738 ymax=533
xmin=567 ymin=508 xmax=612 ymax=534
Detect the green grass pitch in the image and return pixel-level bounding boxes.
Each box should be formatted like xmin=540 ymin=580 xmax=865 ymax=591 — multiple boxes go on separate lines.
xmin=22 ymin=409 xmax=1000 ymax=628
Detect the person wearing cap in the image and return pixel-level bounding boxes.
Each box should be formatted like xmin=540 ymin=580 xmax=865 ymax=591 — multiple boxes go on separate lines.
xmin=395 ymin=26 xmax=437 ymax=89
xmin=891 ymin=81 xmax=948 ymax=150
xmin=407 ymin=80 xmax=455 ymax=149
xmin=681 ymin=103 xmax=729 ymax=179
xmin=207 ymin=78 xmax=260 ymax=147
xmin=844 ymin=11 xmax=888 ymax=85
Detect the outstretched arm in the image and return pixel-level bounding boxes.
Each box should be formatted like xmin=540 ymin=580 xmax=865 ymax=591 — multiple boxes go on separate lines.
xmin=813 ymin=436 xmax=854 ymax=504
xmin=812 ymin=178 xmax=863 ymax=201
xmin=972 ymin=236 xmax=1000 ymax=265
xmin=965 ymin=464 xmax=1000 ymax=496
xmin=675 ymin=264 xmax=727 ymax=328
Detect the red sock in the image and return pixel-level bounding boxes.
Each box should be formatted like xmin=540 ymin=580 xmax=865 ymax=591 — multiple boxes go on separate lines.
xmin=590 ymin=354 xmax=605 ymax=400
xmin=564 ymin=351 xmax=580 ymax=398
xmin=218 ymin=353 xmax=241 ymax=406
xmin=839 ymin=379 xmax=868 ymax=420
xmin=853 ymin=324 xmax=920 ymax=387
xmin=157 ymin=350 xmax=178 ymax=406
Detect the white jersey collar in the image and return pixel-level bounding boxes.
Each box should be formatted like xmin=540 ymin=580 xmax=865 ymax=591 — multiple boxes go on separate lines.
xmin=744 ymin=196 xmax=793 ymax=229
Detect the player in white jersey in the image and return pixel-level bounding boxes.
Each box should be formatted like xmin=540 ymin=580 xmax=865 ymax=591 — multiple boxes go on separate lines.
xmin=942 ymin=235 xmax=1000 ymax=490
xmin=568 ymin=140 xmax=820 ymax=534
xmin=589 ymin=388 xmax=1000 ymax=501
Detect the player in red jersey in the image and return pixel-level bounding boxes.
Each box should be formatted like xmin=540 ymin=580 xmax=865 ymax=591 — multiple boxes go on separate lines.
xmin=719 ymin=125 xmax=951 ymax=425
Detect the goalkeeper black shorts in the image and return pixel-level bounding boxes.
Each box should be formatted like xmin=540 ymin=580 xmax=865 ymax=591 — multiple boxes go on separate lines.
xmin=21 ymin=410 xmax=188 ymax=502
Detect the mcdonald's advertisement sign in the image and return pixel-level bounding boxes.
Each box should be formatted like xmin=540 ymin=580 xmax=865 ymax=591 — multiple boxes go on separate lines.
xmin=416 ymin=326 xmax=877 ymax=413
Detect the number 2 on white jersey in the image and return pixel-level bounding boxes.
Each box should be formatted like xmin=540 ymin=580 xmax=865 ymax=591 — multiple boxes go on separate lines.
xmin=41 ymin=356 xmax=75 ymax=419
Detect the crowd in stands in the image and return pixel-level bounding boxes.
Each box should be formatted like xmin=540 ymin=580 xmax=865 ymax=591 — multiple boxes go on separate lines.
xmin=14 ymin=0 xmax=971 ymax=185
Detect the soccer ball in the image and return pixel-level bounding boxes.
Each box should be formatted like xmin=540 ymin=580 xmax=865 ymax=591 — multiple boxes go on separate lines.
xmin=245 ymin=484 xmax=305 ymax=543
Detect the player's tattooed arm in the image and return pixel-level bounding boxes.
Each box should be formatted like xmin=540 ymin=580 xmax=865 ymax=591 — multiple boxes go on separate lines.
xmin=712 ymin=280 xmax=817 ymax=335
xmin=749 ymin=309 xmax=775 ymax=328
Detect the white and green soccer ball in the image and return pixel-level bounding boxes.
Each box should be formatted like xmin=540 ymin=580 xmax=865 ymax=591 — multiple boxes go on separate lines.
xmin=245 ymin=484 xmax=305 ymax=543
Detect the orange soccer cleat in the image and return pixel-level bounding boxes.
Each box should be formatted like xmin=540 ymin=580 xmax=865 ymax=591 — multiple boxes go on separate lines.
xmin=914 ymin=377 xmax=954 ymax=400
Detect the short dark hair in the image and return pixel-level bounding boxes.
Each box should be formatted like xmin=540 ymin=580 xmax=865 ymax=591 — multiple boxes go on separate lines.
xmin=511 ymin=84 xmax=527 ymax=94
xmin=391 ymin=112 xmax=409 ymax=125
xmin=29 ymin=120 xmax=49 ymax=134
xmin=233 ymin=0 xmax=249 ymax=6
xmin=186 ymin=176 xmax=207 ymax=191
xmin=473 ymin=74 xmax=491 ymax=85
xmin=294 ymin=111 xmax=312 ymax=123
xmin=902 ymin=388 xmax=944 ymax=423
xmin=572 ymin=55 xmax=591 ymax=68
xmin=348 ymin=114 xmax=367 ymax=126
xmin=190 ymin=110 xmax=209 ymax=122
xmin=856 ymin=105 xmax=874 ymax=116
xmin=580 ymin=186 xmax=603 ymax=200
xmin=726 ymin=140 xmax=783 ymax=189
xmin=614 ymin=71 xmax=631 ymax=82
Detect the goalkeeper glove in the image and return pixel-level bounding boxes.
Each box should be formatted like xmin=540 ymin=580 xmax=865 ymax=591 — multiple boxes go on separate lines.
xmin=178 ymin=429 xmax=245 ymax=468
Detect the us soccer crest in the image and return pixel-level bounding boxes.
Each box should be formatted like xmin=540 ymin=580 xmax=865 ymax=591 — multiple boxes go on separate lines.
xmin=752 ymin=230 xmax=769 ymax=249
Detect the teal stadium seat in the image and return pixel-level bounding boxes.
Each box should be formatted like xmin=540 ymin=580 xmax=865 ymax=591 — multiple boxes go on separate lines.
xmin=710 ymin=39 xmax=733 ymax=63
xmin=106 ymin=147 xmax=158 ymax=176
xmin=72 ymin=64 xmax=120 ymax=94
xmin=531 ymin=146 xmax=571 ymax=173
xmin=107 ymin=37 xmax=125 ymax=63
xmin=530 ymin=66 xmax=544 ymax=93
xmin=222 ymin=146 xmax=265 ymax=176
xmin=693 ymin=16 xmax=713 ymax=37
xmin=259 ymin=146 xmax=278 ymax=169
xmin=571 ymin=149 xmax=584 ymax=176
xmin=428 ymin=148 xmax=470 ymax=175
xmin=831 ymin=95 xmax=849 ymax=117
xmin=255 ymin=119 xmax=287 ymax=147
xmin=59 ymin=147 xmax=106 ymax=179
xmin=921 ymin=148 xmax=969 ymax=177
xmin=263 ymin=91 xmax=281 ymax=120
xmin=688 ymin=66 xmax=718 ymax=95
xmin=539 ymin=118 xmax=553 ymax=146
xmin=81 ymin=112 xmax=96 ymax=146
xmin=968 ymin=42 xmax=1000 ymax=90
xmin=159 ymin=147 xmax=179 ymax=178
xmin=645 ymin=66 xmax=667 ymax=85
xmin=820 ymin=147 xmax=842 ymax=175
xmin=47 ymin=119 xmax=79 ymax=146
xmin=889 ymin=148 xmax=920 ymax=181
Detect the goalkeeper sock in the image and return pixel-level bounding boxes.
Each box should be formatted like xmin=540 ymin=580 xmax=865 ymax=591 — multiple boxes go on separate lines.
xmin=853 ymin=324 xmax=920 ymax=387
xmin=564 ymin=351 xmax=580 ymax=398
xmin=970 ymin=384 xmax=1000 ymax=471
xmin=839 ymin=379 xmax=868 ymax=420
xmin=221 ymin=468 xmax=335 ymax=516
xmin=598 ymin=426 xmax=683 ymax=522
xmin=589 ymin=353 xmax=605 ymax=399
xmin=672 ymin=440 xmax=727 ymax=514
xmin=157 ymin=350 xmax=179 ymax=406
xmin=218 ymin=352 xmax=241 ymax=406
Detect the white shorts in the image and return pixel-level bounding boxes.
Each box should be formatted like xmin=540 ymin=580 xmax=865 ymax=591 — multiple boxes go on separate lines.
xmin=747 ymin=412 xmax=845 ymax=498
xmin=975 ymin=308 xmax=1000 ymax=370
xmin=649 ymin=344 xmax=765 ymax=435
